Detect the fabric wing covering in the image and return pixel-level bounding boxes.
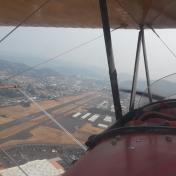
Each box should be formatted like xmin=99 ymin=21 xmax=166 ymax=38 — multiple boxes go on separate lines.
xmin=0 ymin=0 xmax=176 ymax=29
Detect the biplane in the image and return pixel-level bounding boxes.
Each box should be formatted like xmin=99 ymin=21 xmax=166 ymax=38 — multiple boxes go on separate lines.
xmin=1 ymin=0 xmax=176 ymax=175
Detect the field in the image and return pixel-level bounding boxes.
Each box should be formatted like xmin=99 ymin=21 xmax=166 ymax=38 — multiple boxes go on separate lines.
xmin=0 ymin=91 xmax=109 ymax=149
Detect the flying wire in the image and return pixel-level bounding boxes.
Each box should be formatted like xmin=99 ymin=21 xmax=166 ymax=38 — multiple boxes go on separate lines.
xmin=1 ymin=23 xmax=122 ymax=151
xmin=149 ymin=26 xmax=176 ymax=59
xmin=6 ymin=26 xmax=122 ymax=81
xmin=2 ymin=27 xmax=122 ymax=151
xmin=0 ymin=147 xmax=29 ymax=176
xmin=0 ymin=88 xmax=88 ymax=174
xmin=0 ymin=0 xmax=51 ymax=44
xmin=0 ymin=1 xmax=53 ymax=175
xmin=0 ymin=0 xmax=122 ymax=166
xmin=0 ymin=0 xmax=122 ymax=81
xmin=0 ymin=0 xmax=109 ymax=173
xmin=18 ymin=88 xmax=87 ymax=151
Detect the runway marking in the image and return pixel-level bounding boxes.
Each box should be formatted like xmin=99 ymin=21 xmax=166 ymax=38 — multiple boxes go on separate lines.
xmin=104 ymin=116 xmax=112 ymax=123
xmin=81 ymin=113 xmax=91 ymax=119
xmin=88 ymin=114 xmax=99 ymax=122
xmin=72 ymin=112 xmax=81 ymax=118
xmin=98 ymin=124 xmax=108 ymax=129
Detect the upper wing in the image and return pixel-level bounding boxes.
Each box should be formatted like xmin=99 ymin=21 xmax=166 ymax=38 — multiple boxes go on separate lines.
xmin=0 ymin=0 xmax=176 ymax=28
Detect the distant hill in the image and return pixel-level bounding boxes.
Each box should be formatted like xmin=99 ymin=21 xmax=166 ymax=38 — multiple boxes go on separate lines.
xmin=0 ymin=59 xmax=127 ymax=81
xmin=1 ymin=59 xmax=176 ymax=99
xmin=119 ymin=80 xmax=147 ymax=91
xmin=0 ymin=59 xmax=109 ymax=80
xmin=0 ymin=59 xmax=60 ymax=77
xmin=53 ymin=65 xmax=108 ymax=80
xmin=0 ymin=59 xmax=145 ymax=85
xmin=51 ymin=59 xmax=107 ymax=79
xmin=52 ymin=60 xmax=135 ymax=81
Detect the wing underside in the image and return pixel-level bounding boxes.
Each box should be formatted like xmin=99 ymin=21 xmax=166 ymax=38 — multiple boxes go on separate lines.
xmin=0 ymin=0 xmax=176 ymax=29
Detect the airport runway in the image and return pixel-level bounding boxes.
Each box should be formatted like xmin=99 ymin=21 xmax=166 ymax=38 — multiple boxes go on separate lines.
xmin=0 ymin=93 xmax=97 ymax=131
xmin=0 ymin=92 xmax=110 ymax=145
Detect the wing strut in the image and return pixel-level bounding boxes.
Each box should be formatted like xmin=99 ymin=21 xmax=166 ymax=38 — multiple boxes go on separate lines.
xmin=129 ymin=28 xmax=142 ymax=111
xmin=99 ymin=0 xmax=122 ymax=120
xmin=130 ymin=26 xmax=152 ymax=111
xmin=142 ymin=29 xmax=152 ymax=103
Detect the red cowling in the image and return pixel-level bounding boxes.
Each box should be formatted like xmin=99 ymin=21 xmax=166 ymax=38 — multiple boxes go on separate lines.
xmin=65 ymin=133 xmax=176 ymax=176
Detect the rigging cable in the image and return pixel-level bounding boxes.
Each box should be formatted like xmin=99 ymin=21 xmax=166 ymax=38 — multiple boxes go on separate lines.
xmin=0 ymin=147 xmax=29 ymax=176
xmin=18 ymin=88 xmax=87 ymax=151
xmin=6 ymin=26 xmax=122 ymax=81
xmin=0 ymin=1 xmax=122 ymax=172
xmin=0 ymin=1 xmax=53 ymax=175
xmin=149 ymin=26 xmax=176 ymax=59
xmin=0 ymin=0 xmax=51 ymax=44
xmin=0 ymin=0 xmax=122 ymax=163
xmin=2 ymin=27 xmax=122 ymax=151
xmin=0 ymin=87 xmax=87 ymax=175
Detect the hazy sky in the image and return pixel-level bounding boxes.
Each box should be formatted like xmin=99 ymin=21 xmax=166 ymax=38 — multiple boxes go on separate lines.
xmin=0 ymin=26 xmax=176 ymax=81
